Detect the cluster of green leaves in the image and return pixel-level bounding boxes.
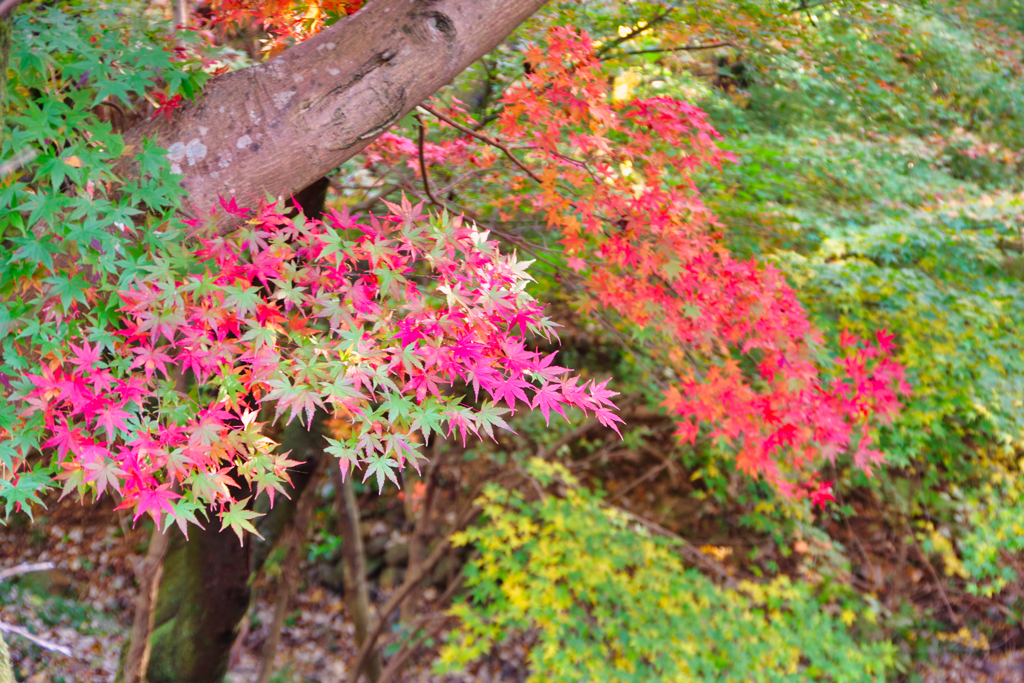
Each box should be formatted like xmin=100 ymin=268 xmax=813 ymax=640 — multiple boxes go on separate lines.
xmin=0 ymin=0 xmax=216 ymax=515
xmin=958 ymin=467 xmax=1024 ymax=597
xmin=778 ymin=198 xmax=1024 ymax=477
xmin=439 ymin=459 xmax=895 ymax=682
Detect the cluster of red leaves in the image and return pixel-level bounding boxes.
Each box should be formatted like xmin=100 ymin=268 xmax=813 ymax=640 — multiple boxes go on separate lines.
xmin=203 ymin=0 xmax=365 ymax=56
xmin=368 ymin=27 xmax=910 ymax=498
xmin=13 ymin=198 xmax=617 ymax=532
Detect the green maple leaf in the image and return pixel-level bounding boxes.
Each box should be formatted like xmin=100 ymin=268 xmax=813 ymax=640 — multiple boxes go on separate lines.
xmin=325 ymin=436 xmax=361 ymax=480
xmin=409 ymin=397 xmax=447 ymax=444
xmin=0 ymin=469 xmax=50 ymax=520
xmin=10 ymin=235 xmax=60 ymax=271
xmin=362 ymin=453 xmax=400 ymax=494
xmin=475 ymin=402 xmax=514 ymax=441
xmin=220 ymin=497 xmax=264 ymax=546
xmin=170 ymin=497 xmax=207 ymax=540
xmin=43 ymin=273 xmax=91 ymax=308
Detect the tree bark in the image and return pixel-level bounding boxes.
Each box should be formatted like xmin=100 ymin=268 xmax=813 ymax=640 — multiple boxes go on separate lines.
xmin=142 ymin=523 xmax=251 ymax=683
xmin=119 ymin=0 xmax=548 ymax=230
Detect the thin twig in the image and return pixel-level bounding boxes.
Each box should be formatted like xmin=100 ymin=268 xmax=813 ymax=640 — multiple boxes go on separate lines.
xmin=615 ymin=41 xmax=737 ymax=58
xmin=414 ymin=113 xmax=443 ymax=208
xmin=418 ymin=104 xmax=543 ymax=185
xmin=608 ymin=459 xmax=671 ymax=503
xmin=0 ymin=148 xmax=39 ymax=177
xmin=609 ymin=505 xmax=739 ymax=588
xmin=0 ymin=562 xmax=55 ymax=583
xmin=594 ymin=7 xmax=675 ymax=59
xmin=0 ymin=622 xmax=72 ymax=656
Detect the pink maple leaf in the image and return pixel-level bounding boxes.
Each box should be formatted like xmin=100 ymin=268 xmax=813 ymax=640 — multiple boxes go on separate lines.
xmin=531 ymin=382 xmax=569 ymax=426
xmin=131 ymin=484 xmax=181 ymax=527
xmin=67 ymin=341 xmax=102 ymax=373
xmin=130 ymin=344 xmax=174 ymax=381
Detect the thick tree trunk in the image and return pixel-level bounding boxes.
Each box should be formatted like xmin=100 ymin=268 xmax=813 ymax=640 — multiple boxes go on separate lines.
xmin=143 ymin=522 xmax=251 ymax=683
xmin=119 ymin=0 xmax=548 ymax=230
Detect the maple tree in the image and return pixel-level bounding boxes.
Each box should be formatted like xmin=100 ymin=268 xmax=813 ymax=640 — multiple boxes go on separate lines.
xmin=0 ymin=0 xmax=904 ymax=538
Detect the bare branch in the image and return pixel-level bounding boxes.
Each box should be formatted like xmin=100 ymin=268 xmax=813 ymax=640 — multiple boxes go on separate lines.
xmin=419 ymin=104 xmax=544 ymax=185
xmin=0 ymin=562 xmax=55 ymax=583
xmin=614 ymin=41 xmax=737 ymax=59
xmin=0 ymin=622 xmax=72 ymax=657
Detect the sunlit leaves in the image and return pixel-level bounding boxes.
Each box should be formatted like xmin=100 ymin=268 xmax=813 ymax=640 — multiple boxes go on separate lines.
xmin=220 ymin=497 xmax=264 ymax=545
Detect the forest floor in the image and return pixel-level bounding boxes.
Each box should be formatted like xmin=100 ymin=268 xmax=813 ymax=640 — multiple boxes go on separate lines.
xmin=0 ymin=485 xmax=1022 ymax=682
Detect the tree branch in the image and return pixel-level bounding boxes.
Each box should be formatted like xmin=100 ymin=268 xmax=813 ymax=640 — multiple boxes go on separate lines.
xmin=419 ymin=103 xmax=543 ymax=184
xmin=612 ymin=41 xmax=737 ymax=59
xmin=117 ymin=0 xmax=550 ymax=232
xmin=0 ymin=622 xmax=72 ymax=657
xmin=123 ymin=525 xmax=171 ymax=683
xmin=0 ymin=0 xmax=23 ymax=20
xmin=0 ymin=562 xmax=55 ymax=583
xmin=593 ymin=7 xmax=675 ymax=59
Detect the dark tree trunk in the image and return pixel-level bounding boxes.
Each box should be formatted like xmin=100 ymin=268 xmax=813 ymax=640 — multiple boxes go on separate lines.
xmin=143 ymin=524 xmax=251 ymax=683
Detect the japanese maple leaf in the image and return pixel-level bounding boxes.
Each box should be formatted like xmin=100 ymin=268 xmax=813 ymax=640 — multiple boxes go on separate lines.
xmin=83 ymin=457 xmax=125 ymax=497
xmin=500 ymin=339 xmax=536 ymax=375
xmin=809 ymin=479 xmax=837 ymax=509
xmin=531 ymin=382 xmax=569 ymax=426
xmin=489 ymin=376 xmax=533 ymax=414
xmin=45 ymin=420 xmax=87 ymax=458
xmin=474 ymin=402 xmax=514 ymax=441
xmin=220 ymin=497 xmax=264 ymax=546
xmin=587 ymin=378 xmax=619 ymax=409
xmin=130 ymin=344 xmax=174 ymax=381
xmin=67 ymin=341 xmax=102 ymax=373
xmin=875 ymin=327 xmax=898 ymax=355
xmin=150 ymin=92 xmax=183 ymax=122
xmin=593 ymin=406 xmax=625 ymax=437
xmin=95 ymin=403 xmax=132 ymax=441
xmin=362 ymin=453 xmax=400 ymax=493
xmin=530 ymin=352 xmax=570 ymax=383
xmin=263 ymin=379 xmax=325 ymax=428
xmin=131 ymin=484 xmax=181 ymax=527
xmin=404 ymin=369 xmax=444 ymax=403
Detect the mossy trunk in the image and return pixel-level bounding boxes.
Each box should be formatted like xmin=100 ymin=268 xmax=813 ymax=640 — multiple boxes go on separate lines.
xmin=142 ymin=523 xmax=251 ymax=683
xmin=133 ymin=419 xmax=325 ymax=683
